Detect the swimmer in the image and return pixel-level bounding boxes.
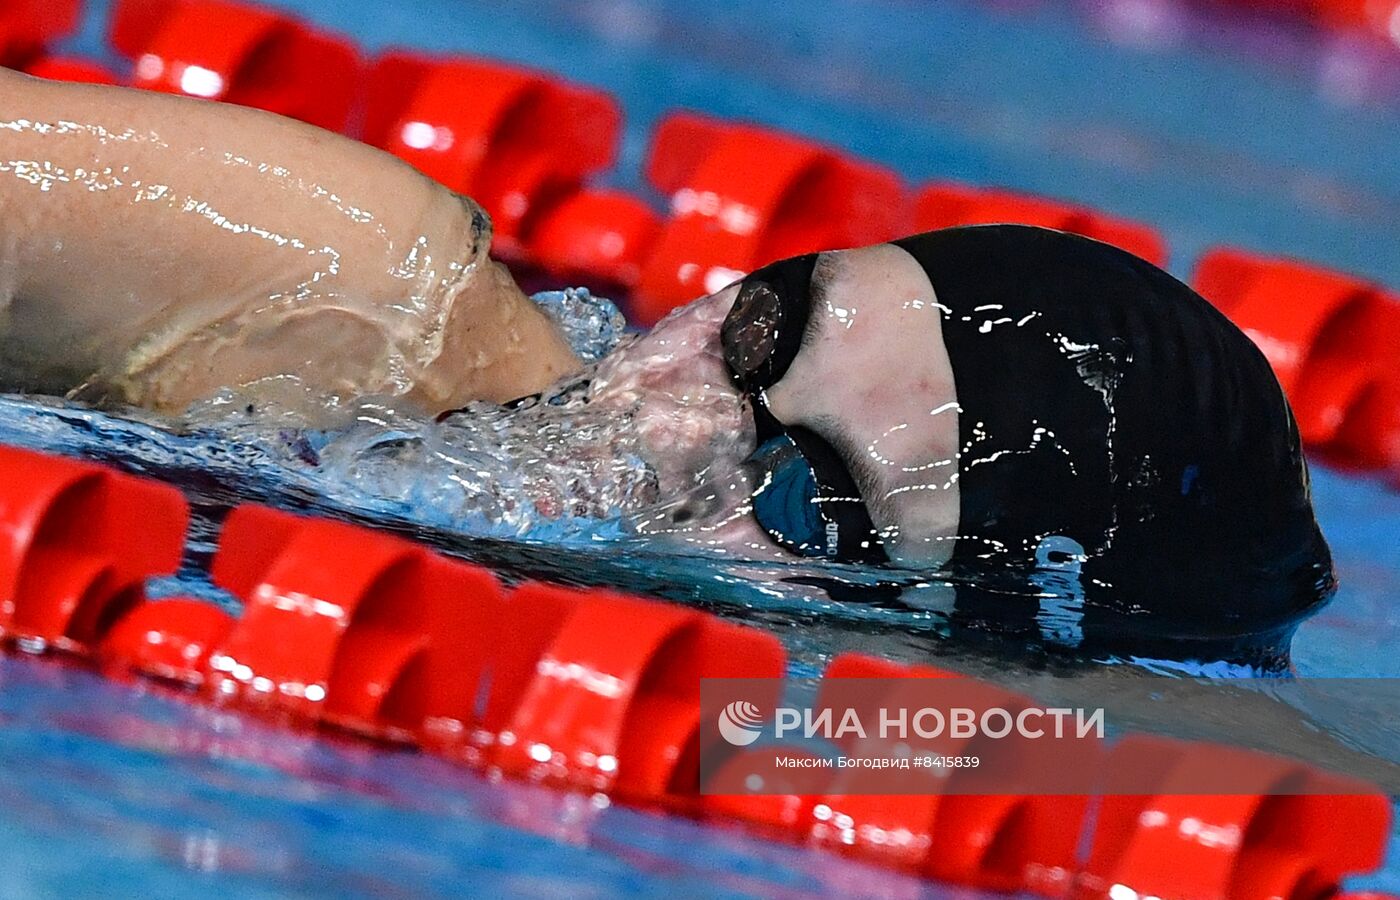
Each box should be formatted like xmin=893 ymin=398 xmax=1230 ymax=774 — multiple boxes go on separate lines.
xmin=0 ymin=70 xmax=1332 ymax=653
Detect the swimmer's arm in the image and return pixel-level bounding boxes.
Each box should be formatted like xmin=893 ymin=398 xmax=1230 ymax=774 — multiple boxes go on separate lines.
xmin=0 ymin=67 xmax=579 ymax=414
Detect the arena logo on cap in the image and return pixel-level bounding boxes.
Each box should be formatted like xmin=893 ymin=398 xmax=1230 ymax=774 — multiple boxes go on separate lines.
xmin=717 ymin=700 xmax=765 ymax=746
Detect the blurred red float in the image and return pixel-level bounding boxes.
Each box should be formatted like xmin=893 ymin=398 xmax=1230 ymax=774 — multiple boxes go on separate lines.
xmin=1193 ymin=248 xmax=1400 ymax=479
xmin=21 ymin=56 xmax=119 ymax=85
xmin=633 ymin=111 xmax=907 ymax=326
xmin=362 ymin=51 xmax=621 ymax=257
xmin=1201 ymin=0 xmax=1400 ymax=44
xmin=1329 ymin=368 xmax=1400 ymax=479
xmin=525 ymin=189 xmax=661 ymax=292
xmin=110 ymin=0 xmax=360 ymax=131
xmin=1073 ymin=733 xmax=1390 ymax=900
xmin=915 ymin=181 xmax=1168 ymax=267
xmin=0 ymin=0 xmax=81 ymax=67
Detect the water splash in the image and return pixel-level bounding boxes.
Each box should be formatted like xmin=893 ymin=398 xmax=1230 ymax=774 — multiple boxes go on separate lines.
xmin=527 ymin=287 xmax=628 ymax=363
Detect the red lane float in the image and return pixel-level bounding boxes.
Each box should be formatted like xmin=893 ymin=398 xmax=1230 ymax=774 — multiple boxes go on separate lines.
xmin=1331 ymin=372 xmax=1400 ymax=483
xmin=1294 ymin=295 xmax=1400 ymax=475
xmin=0 ymin=0 xmax=80 ymax=67
xmin=0 ymin=446 xmax=187 ymax=653
xmin=1073 ymin=734 xmax=1392 ymax=900
xmin=808 ymin=655 xmax=1091 ymax=895
xmin=494 ymin=583 xmax=785 ymax=804
xmin=524 ymin=189 xmax=662 ymax=292
xmin=201 ymin=503 xmax=788 ymax=790
xmin=706 ymin=653 xmax=1094 ymax=896
xmin=109 ymin=0 xmax=361 ymax=131
xmin=1326 ymin=0 xmax=1400 ymax=41
xmin=206 ymin=505 xmax=506 ymax=743
xmin=1215 ymin=0 xmax=1400 ymax=44
xmin=634 ymin=111 xmax=907 ymax=326
xmin=1196 ymin=252 xmax=1378 ymax=395
xmin=22 ymin=56 xmax=120 ymax=85
xmin=1311 ymin=0 xmax=1373 ymax=27
xmin=1194 ymin=246 xmax=1266 ymax=313
xmin=702 ymin=747 xmax=823 ymax=835
xmin=914 ymin=181 xmax=1168 ymax=267
xmin=100 ymin=597 xmax=236 ymax=686
xmin=1192 ymin=248 xmax=1400 ymax=473
xmin=700 ymin=653 xmax=939 ymax=832
xmin=361 ymin=52 xmax=621 ymax=257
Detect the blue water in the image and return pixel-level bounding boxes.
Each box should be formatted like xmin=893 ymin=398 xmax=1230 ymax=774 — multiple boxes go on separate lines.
xmin=3 ymin=0 xmax=1395 ymax=896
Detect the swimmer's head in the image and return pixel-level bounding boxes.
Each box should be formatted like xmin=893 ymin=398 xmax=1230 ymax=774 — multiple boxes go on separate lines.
xmin=598 ymin=240 xmax=964 ymax=566
xmin=596 ymin=225 xmax=1334 ymax=648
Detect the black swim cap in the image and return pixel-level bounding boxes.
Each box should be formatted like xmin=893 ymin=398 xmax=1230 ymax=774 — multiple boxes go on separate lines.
xmin=891 ymin=225 xmax=1334 ymax=652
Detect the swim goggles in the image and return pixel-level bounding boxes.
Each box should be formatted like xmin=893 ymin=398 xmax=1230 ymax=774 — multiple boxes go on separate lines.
xmin=721 ymin=254 xmax=888 ymax=564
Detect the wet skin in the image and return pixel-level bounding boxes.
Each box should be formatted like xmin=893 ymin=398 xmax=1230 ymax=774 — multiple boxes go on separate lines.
xmin=0 ymin=69 xmax=578 ymax=418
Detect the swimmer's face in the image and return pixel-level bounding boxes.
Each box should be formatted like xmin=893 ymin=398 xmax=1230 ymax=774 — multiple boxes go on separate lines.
xmin=609 ymin=244 xmax=961 ymax=568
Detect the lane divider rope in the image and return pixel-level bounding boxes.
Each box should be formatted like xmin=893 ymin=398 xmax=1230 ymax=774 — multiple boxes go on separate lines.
xmin=0 ymin=443 xmax=1392 ymax=897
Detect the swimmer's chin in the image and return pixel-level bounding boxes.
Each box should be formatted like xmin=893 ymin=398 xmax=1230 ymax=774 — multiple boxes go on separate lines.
xmin=413 ymin=259 xmax=583 ymax=411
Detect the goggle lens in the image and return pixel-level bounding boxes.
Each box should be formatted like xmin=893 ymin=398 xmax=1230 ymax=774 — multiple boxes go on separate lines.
xmin=722 ymin=281 xmax=784 ymax=387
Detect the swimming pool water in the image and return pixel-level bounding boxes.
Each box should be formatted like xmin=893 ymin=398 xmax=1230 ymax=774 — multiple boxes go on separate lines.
xmin=5 ymin=0 xmax=1398 ymax=896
